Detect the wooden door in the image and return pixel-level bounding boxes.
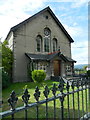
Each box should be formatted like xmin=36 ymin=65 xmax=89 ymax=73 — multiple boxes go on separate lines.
xmin=53 ymin=60 xmax=60 ymax=76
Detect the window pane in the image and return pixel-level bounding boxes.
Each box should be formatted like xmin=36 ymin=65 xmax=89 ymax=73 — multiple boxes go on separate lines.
xmin=36 ymin=36 xmax=42 ymax=52
xmin=44 ymin=28 xmax=51 ymax=52
xmin=53 ymin=38 xmax=57 ymax=52
xmin=44 ymin=37 xmax=49 ymax=52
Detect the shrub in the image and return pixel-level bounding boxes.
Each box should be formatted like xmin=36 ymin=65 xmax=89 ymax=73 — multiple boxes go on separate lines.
xmin=2 ymin=69 xmax=11 ymax=88
xmin=87 ymin=70 xmax=90 ymax=77
xmin=32 ymin=70 xmax=46 ymax=83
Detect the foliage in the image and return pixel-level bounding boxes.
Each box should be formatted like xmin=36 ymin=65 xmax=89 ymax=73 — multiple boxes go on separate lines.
xmin=2 ymin=69 xmax=11 ymax=88
xmin=2 ymin=40 xmax=13 ymax=78
xmin=32 ymin=70 xmax=46 ymax=83
xmin=83 ymin=65 xmax=88 ymax=70
xmin=87 ymin=70 xmax=90 ymax=77
xmin=74 ymin=68 xmax=87 ymax=75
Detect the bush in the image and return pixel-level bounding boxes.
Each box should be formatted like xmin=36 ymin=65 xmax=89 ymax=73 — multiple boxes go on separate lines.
xmin=87 ymin=70 xmax=90 ymax=77
xmin=32 ymin=70 xmax=46 ymax=83
xmin=2 ymin=69 xmax=11 ymax=88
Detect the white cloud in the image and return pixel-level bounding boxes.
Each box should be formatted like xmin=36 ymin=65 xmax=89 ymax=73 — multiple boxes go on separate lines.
xmin=0 ymin=0 xmax=45 ymax=16
xmin=0 ymin=0 xmax=47 ymax=41
xmin=0 ymin=15 xmax=30 ymax=40
xmin=44 ymin=0 xmax=88 ymax=2
xmin=63 ymin=24 xmax=83 ymax=38
xmin=71 ymin=0 xmax=89 ymax=8
xmin=60 ymin=22 xmax=88 ymax=65
xmin=73 ymin=22 xmax=78 ymax=26
xmin=72 ymin=41 xmax=88 ymax=64
xmin=72 ymin=50 xmax=88 ymax=65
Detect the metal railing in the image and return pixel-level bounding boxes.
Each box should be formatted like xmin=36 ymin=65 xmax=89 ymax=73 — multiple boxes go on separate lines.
xmin=0 ymin=77 xmax=90 ymax=120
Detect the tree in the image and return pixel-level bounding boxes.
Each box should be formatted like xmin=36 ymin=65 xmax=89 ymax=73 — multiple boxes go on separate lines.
xmin=2 ymin=40 xmax=13 ymax=80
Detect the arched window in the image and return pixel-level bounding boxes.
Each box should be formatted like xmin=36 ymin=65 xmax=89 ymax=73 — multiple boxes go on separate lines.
xmin=36 ymin=35 xmax=42 ymax=52
xmin=53 ymin=38 xmax=57 ymax=52
xmin=44 ymin=27 xmax=51 ymax=52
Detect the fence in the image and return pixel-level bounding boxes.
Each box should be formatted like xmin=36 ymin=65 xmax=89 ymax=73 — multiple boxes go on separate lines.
xmin=0 ymin=77 xmax=90 ymax=120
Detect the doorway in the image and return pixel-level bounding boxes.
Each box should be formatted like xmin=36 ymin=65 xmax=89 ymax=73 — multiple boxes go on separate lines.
xmin=53 ymin=60 xmax=61 ymax=76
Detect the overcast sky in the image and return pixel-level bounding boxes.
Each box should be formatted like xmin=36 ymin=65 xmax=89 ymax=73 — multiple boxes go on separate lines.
xmin=0 ymin=0 xmax=89 ymax=65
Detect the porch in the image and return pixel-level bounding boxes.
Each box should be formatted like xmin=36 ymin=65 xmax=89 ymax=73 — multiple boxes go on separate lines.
xmin=25 ymin=51 xmax=76 ymax=79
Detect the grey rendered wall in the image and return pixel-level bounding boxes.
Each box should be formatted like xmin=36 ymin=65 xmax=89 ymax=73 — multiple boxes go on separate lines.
xmin=24 ymin=11 xmax=71 ymax=57
xmin=13 ymin=29 xmax=30 ymax=82
xmin=13 ymin=11 xmax=72 ymax=82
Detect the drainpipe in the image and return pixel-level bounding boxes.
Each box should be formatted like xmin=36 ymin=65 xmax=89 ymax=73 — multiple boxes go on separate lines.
xmin=31 ymin=60 xmax=34 ymax=71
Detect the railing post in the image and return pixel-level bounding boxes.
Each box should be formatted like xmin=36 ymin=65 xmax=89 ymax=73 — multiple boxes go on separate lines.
xmin=43 ymin=85 xmax=50 ymax=120
xmin=66 ymin=81 xmax=70 ymax=119
xmin=76 ymin=80 xmax=80 ymax=119
xmin=85 ymin=78 xmax=88 ymax=114
xmin=34 ymin=86 xmax=40 ymax=120
xmin=52 ymin=83 xmax=57 ymax=119
xmin=59 ymin=94 xmax=65 ymax=120
xmin=81 ymin=80 xmax=84 ymax=119
xmin=71 ymin=81 xmax=75 ymax=119
xmin=58 ymin=81 xmax=65 ymax=120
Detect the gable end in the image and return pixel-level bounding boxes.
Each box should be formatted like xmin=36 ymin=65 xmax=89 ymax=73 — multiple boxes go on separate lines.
xmin=6 ymin=6 xmax=74 ymax=43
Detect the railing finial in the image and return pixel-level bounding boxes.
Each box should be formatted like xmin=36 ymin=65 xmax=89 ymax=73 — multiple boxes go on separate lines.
xmin=43 ymin=85 xmax=50 ymax=99
xmin=34 ymin=86 xmax=40 ymax=102
xmin=58 ymin=82 xmax=64 ymax=93
xmin=8 ymin=91 xmax=18 ymax=111
xmin=22 ymin=89 xmax=30 ymax=107
xmin=52 ymin=83 xmax=57 ymax=96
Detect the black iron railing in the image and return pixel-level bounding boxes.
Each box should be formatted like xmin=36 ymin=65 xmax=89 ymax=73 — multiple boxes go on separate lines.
xmin=0 ymin=77 xmax=90 ymax=120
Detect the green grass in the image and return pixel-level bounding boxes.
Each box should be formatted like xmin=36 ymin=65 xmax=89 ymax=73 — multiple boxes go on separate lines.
xmin=2 ymin=80 xmax=90 ymax=119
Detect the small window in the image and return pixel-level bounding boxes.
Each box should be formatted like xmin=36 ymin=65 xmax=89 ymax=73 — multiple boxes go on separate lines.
xmin=53 ymin=38 xmax=57 ymax=52
xmin=45 ymin=15 xmax=48 ymax=19
xmin=36 ymin=35 xmax=42 ymax=52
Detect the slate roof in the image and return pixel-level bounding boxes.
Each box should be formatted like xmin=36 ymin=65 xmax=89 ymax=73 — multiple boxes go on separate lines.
xmin=25 ymin=52 xmax=59 ymax=61
xmin=25 ymin=52 xmax=76 ymax=62
xmin=65 ymin=56 xmax=76 ymax=62
xmin=6 ymin=6 xmax=74 ymax=43
xmin=25 ymin=53 xmax=49 ymax=61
